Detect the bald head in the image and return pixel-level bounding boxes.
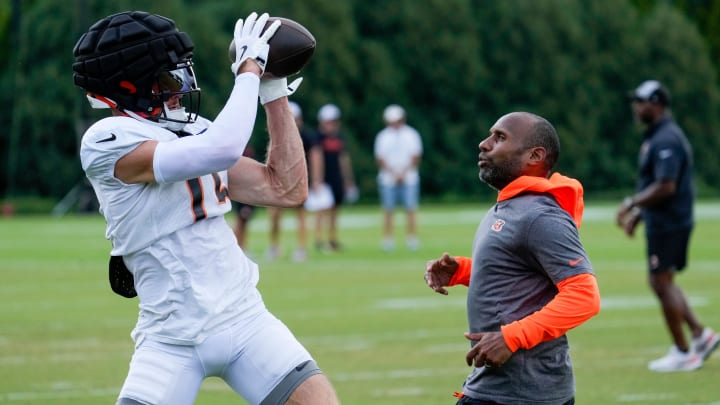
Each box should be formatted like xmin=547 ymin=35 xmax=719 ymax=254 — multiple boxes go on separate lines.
xmin=479 ymin=112 xmax=561 ymax=190
xmin=498 ymin=112 xmax=560 ymax=172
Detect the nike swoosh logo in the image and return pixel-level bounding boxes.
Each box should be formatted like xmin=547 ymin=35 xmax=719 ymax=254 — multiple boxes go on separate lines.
xmin=569 ymin=257 xmax=585 ymax=266
xmin=295 ymin=361 xmax=308 ymax=372
xmin=238 ymin=45 xmax=247 ymax=61
xmin=96 ymin=133 xmax=117 ymax=143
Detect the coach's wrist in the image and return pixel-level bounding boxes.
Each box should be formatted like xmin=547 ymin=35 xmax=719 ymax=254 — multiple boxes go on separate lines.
xmin=622 ymin=196 xmax=636 ymax=209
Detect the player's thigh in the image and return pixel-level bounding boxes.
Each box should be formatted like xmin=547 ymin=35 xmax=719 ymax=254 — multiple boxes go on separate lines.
xmin=118 ymin=339 xmax=204 ymax=405
xmin=378 ymin=183 xmax=396 ymax=211
xmin=402 ymin=182 xmax=419 ymax=210
xmin=285 ymin=373 xmax=339 ymax=405
xmin=223 ymin=311 xmax=315 ymax=405
xmin=646 ymin=228 xmax=691 ymax=272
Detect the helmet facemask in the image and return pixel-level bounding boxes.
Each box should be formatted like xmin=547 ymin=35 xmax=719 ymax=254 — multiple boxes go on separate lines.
xmin=153 ymin=61 xmax=201 ymax=131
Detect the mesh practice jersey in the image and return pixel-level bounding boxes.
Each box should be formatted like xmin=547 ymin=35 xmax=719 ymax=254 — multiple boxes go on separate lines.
xmin=80 ymin=116 xmax=263 ymax=345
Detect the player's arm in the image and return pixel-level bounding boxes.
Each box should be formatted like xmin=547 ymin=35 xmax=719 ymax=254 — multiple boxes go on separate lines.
xmin=411 ymin=153 xmax=421 ymax=169
xmin=308 ymin=144 xmax=324 ymax=190
xmin=115 ymin=71 xmax=261 ymax=184
xmin=227 ymin=97 xmax=308 ymax=207
xmin=624 ymin=178 xmax=676 ymax=209
xmin=115 ymin=14 xmax=275 ymax=184
xmin=621 ymin=142 xmax=683 ymax=212
xmin=340 ymin=151 xmax=355 ymax=188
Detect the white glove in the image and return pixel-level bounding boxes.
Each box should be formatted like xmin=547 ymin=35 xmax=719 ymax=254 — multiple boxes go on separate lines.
xmin=230 ymin=12 xmax=281 ymax=76
xmin=259 ymin=77 xmax=303 ymax=105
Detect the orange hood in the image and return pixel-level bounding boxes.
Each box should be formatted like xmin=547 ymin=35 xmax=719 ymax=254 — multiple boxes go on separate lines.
xmin=497 ymin=173 xmax=585 ymax=228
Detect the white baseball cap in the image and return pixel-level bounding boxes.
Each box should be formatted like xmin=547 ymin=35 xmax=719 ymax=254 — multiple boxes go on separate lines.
xmin=318 ymin=104 xmax=341 ymax=122
xmin=383 ymin=104 xmax=405 ymax=123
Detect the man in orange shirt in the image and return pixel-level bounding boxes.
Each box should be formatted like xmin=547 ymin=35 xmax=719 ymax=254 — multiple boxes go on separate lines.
xmin=424 ymin=112 xmax=600 ymax=404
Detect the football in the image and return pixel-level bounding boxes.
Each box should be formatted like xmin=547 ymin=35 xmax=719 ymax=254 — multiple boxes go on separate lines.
xmin=229 ymin=16 xmax=316 ymax=78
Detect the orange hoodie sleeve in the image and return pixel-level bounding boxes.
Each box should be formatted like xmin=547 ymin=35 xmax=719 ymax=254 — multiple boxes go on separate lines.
xmin=500 ymin=273 xmax=601 ymax=352
xmin=447 ymin=256 xmax=472 ymax=287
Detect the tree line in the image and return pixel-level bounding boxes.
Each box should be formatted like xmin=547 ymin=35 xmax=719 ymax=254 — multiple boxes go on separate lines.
xmin=2 ymin=0 xmax=720 ymax=210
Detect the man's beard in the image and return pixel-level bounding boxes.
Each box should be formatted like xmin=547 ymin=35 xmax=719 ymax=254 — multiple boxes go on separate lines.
xmin=479 ymin=159 xmax=523 ymax=191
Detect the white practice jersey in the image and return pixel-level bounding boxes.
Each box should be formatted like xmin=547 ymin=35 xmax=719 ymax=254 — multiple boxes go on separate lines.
xmin=80 ymin=116 xmax=263 ymax=345
xmin=374 ymin=124 xmax=423 ymax=186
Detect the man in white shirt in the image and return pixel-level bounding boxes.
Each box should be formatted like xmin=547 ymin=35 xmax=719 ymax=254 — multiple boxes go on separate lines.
xmin=373 ymin=104 xmax=423 ymax=251
xmin=73 ymin=10 xmax=339 ymax=405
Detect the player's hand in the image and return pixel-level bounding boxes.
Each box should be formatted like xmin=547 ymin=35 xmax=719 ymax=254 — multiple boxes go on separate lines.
xmin=464 ymin=331 xmax=512 ymax=368
xmin=615 ymin=196 xmax=633 ymax=226
xmin=620 ymin=207 xmax=642 ymax=238
xmin=616 ymin=197 xmax=641 ymax=237
xmin=231 ymin=12 xmax=280 ymax=76
xmin=259 ymin=77 xmax=303 ymax=105
xmin=424 ymin=252 xmax=458 ymax=295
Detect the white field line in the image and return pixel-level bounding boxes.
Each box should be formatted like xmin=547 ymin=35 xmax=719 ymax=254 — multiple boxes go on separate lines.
xmin=374 ymin=295 xmax=709 ymax=311
xmin=0 ymin=387 xmax=118 ymax=402
xmin=244 ymin=202 xmax=720 ymax=231
xmin=332 ymin=367 xmax=459 ymax=382
xmin=370 ymin=386 xmax=427 ymax=397
xmin=0 ymin=370 xmax=450 ymax=402
xmin=1 ymin=295 xmax=708 ymax=364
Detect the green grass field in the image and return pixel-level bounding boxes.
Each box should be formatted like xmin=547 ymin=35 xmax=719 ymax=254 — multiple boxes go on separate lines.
xmin=1 ymin=201 xmax=720 ymax=404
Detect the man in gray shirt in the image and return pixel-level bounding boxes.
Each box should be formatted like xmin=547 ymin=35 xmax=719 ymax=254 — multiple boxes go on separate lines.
xmin=425 ymin=112 xmax=601 ymax=405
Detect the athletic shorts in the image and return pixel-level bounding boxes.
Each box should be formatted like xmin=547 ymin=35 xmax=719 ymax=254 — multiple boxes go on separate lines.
xmin=117 ymin=310 xmax=319 ymax=405
xmin=234 ymin=202 xmax=256 ymax=220
xmin=379 ymin=182 xmax=419 ymax=211
xmin=646 ymin=227 xmax=692 ymax=273
xmin=327 ymin=178 xmax=345 ymax=206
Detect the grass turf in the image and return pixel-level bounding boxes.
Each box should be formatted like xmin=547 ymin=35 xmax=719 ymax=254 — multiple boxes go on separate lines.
xmin=1 ymin=201 xmax=719 ymax=404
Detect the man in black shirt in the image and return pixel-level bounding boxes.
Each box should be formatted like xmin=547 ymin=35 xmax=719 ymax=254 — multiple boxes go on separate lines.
xmin=617 ymin=80 xmax=719 ymax=372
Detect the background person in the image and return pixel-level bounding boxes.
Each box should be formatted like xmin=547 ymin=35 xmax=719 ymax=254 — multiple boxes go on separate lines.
xmin=314 ymin=103 xmax=355 ymax=252
xmin=424 ymin=112 xmax=600 ymax=404
xmin=266 ymin=101 xmax=323 ymax=261
xmin=73 ymin=10 xmax=339 ymax=404
xmin=233 ymin=146 xmax=257 ymax=251
xmin=617 ymin=79 xmax=719 ymax=372
xmin=233 ymin=200 xmax=255 ymax=250
xmin=374 ymin=104 xmax=423 ymax=251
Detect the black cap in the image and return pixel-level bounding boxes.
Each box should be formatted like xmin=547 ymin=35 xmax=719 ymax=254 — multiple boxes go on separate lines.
xmin=627 ymin=80 xmax=671 ymax=106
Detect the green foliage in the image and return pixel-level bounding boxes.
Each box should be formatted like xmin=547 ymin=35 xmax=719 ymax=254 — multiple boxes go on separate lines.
xmin=3 ymin=0 xmax=720 ymax=208
xmin=638 ymin=4 xmax=720 ymax=189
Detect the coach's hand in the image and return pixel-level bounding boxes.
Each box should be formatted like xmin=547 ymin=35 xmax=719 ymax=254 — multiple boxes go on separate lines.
xmin=464 ymin=331 xmax=512 ymax=368
xmin=424 ymin=252 xmax=458 ymax=295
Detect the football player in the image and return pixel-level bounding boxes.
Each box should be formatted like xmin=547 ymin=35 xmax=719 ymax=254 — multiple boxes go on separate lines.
xmin=73 ymin=10 xmax=338 ymax=405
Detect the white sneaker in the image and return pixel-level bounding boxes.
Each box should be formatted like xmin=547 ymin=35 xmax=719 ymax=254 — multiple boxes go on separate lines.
xmin=291 ymin=248 xmax=307 ymax=262
xmin=406 ymin=237 xmax=420 ymax=251
xmin=382 ymin=238 xmax=395 ymax=252
xmin=692 ymin=327 xmax=720 ymax=361
xmin=265 ymin=246 xmax=280 ymax=261
xmin=648 ymin=346 xmax=702 ymax=372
